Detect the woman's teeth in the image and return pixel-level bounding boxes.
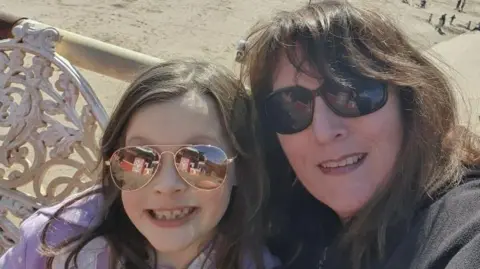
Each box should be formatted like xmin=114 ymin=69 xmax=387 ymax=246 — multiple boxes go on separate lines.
xmin=320 ymin=154 xmax=365 ymax=168
xmin=150 ymin=208 xmax=196 ymax=220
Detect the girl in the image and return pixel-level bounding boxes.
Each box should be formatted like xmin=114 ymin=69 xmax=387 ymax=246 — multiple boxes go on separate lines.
xmin=0 ymin=59 xmax=280 ymax=269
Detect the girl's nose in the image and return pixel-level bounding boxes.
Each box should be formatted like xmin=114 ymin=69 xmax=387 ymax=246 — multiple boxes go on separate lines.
xmin=151 ymin=152 xmax=188 ymax=194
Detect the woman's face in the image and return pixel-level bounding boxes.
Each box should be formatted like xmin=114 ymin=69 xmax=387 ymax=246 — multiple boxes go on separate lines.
xmin=272 ymin=55 xmax=403 ymax=219
xmin=120 ymin=92 xmax=235 ymax=267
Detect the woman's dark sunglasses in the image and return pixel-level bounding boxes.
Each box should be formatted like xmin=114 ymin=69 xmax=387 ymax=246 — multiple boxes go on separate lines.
xmin=264 ymin=77 xmax=388 ymax=134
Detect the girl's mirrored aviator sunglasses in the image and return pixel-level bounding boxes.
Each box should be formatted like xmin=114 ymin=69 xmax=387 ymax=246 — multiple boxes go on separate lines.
xmin=264 ymin=76 xmax=388 ymax=135
xmin=105 ymin=144 xmax=235 ymax=192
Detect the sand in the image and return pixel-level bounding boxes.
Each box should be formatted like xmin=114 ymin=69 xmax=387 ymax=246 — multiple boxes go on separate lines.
xmin=1 ymin=0 xmax=479 ymax=121
xmin=2 ymin=0 xmax=479 ymax=58
xmin=429 ymin=32 xmax=480 ymax=133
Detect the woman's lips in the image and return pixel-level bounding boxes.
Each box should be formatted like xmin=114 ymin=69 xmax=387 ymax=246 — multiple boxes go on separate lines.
xmin=317 ymin=153 xmax=367 ymax=175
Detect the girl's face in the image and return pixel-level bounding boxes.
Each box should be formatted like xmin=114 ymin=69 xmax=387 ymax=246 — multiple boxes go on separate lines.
xmin=120 ymin=92 xmax=235 ymax=268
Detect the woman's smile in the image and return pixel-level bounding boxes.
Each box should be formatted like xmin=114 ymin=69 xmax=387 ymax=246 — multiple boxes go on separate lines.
xmin=317 ymin=153 xmax=367 ymax=175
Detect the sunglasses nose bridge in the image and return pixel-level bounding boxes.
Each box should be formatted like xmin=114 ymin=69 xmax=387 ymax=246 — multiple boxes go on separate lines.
xmin=158 ymin=150 xmax=176 ymax=159
xmin=153 ymin=150 xmax=176 ymax=169
xmin=150 ymin=150 xmax=189 ymax=193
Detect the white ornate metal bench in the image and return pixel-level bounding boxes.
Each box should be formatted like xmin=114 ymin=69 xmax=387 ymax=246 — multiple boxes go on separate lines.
xmin=0 ymin=20 xmax=109 ymax=253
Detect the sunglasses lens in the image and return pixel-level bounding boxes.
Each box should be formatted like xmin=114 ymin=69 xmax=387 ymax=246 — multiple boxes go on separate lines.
xmin=324 ymin=78 xmax=387 ymax=117
xmin=175 ymin=145 xmax=228 ymax=190
xmin=110 ymin=146 xmax=159 ymax=191
xmin=265 ymin=87 xmax=314 ymax=134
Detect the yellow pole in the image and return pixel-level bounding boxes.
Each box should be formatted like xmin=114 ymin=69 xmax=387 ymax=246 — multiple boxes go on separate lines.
xmin=32 ymin=21 xmax=163 ymax=82
xmin=0 ymin=11 xmax=27 ymax=39
xmin=1 ymin=11 xmax=163 ymax=82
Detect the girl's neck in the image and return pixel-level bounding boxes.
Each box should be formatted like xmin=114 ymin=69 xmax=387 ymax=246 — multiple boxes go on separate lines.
xmin=156 ymin=234 xmax=215 ymax=269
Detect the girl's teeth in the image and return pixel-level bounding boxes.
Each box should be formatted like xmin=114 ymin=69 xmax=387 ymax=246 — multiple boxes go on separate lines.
xmin=173 ymin=209 xmax=181 ymax=217
xmin=152 ymin=208 xmax=194 ymax=220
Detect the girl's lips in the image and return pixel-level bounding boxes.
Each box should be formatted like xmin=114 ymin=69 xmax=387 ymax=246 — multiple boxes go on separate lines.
xmin=148 ymin=206 xmax=197 ymax=211
xmin=146 ymin=207 xmax=199 ymax=228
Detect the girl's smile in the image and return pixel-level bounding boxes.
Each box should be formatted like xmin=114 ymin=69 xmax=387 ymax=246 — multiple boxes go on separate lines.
xmin=146 ymin=207 xmax=199 ymax=228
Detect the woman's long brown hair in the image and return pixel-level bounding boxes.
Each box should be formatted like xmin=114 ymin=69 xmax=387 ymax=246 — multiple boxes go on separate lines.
xmin=39 ymin=59 xmax=270 ymax=269
xmin=239 ymin=1 xmax=480 ymax=268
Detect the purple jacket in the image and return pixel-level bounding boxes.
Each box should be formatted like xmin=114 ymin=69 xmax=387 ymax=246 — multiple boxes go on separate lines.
xmin=0 ymin=187 xmax=280 ymax=269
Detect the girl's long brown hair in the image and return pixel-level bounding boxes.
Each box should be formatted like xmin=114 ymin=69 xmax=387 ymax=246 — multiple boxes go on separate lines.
xmin=39 ymin=59 xmax=270 ymax=269
xmin=239 ymin=1 xmax=480 ymax=268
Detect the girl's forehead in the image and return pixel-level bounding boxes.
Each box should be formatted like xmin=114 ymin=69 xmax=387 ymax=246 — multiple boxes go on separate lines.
xmin=176 ymin=91 xmax=210 ymax=114
xmin=124 ymin=93 xmax=231 ymax=151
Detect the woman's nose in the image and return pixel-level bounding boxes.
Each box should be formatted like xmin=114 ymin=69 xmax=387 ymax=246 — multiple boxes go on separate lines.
xmin=311 ymin=97 xmax=348 ymax=144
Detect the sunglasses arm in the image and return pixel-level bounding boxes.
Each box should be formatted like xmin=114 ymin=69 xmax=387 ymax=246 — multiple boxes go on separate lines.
xmin=227 ymin=156 xmax=237 ymax=164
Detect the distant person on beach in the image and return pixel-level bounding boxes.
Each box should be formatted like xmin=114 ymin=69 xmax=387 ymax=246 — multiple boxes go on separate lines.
xmin=436 ymin=13 xmax=447 ymax=32
xmin=450 ymin=14 xmax=456 ymax=24
xmin=456 ymin=0 xmax=462 ymax=9
xmin=472 ymin=22 xmax=480 ymax=31
xmin=420 ymin=0 xmax=426 ymax=8
xmin=456 ymin=0 xmax=466 ymax=11
xmin=461 ymin=0 xmax=467 ymax=11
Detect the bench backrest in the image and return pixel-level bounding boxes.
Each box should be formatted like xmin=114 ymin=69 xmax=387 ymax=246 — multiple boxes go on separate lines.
xmin=0 ymin=20 xmax=108 ymax=253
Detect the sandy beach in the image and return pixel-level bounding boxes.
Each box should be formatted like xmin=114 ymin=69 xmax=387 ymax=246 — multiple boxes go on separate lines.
xmin=0 ymin=0 xmax=479 ymax=125
xmin=2 ymin=0 xmax=480 ymax=66
xmin=2 ymin=0 xmax=479 ymax=113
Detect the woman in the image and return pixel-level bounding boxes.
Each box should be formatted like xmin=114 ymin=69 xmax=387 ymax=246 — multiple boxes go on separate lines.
xmin=238 ymin=1 xmax=480 ymax=269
